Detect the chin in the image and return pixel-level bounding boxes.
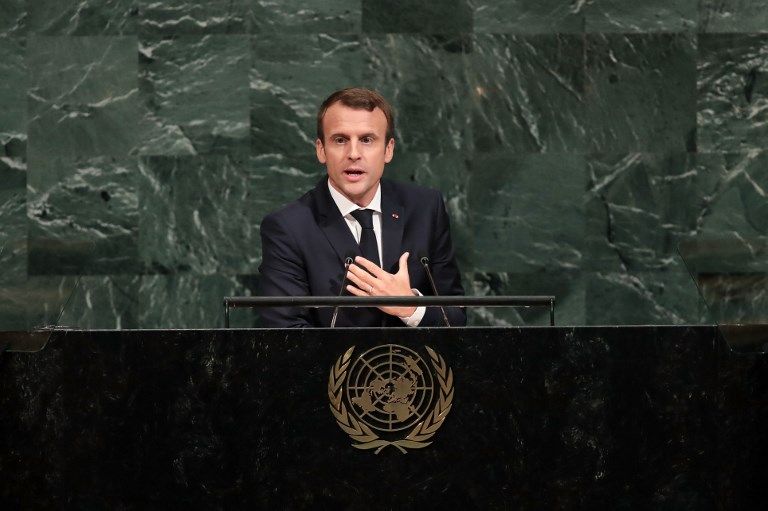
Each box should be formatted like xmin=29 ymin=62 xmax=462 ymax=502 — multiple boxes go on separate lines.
xmin=343 ymin=183 xmax=367 ymax=196
xmin=345 ymin=189 xmax=366 ymax=202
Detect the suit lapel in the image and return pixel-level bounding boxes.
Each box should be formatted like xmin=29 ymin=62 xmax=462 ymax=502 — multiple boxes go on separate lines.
xmin=312 ymin=179 xmax=361 ymax=264
xmin=381 ymin=180 xmax=404 ymax=273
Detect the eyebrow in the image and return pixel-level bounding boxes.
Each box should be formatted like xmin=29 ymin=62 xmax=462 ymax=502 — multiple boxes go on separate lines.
xmin=329 ymin=132 xmax=379 ymax=139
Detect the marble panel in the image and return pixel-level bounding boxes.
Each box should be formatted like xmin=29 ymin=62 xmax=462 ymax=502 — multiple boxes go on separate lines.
xmin=27 ymin=36 xmax=140 ymax=160
xmin=700 ymin=0 xmax=768 ymax=33
xmin=585 ymin=33 xmax=696 ymax=153
xmin=139 ymin=0 xmax=248 ymax=35
xmin=695 ymin=152 xmax=768 ymax=239
xmin=138 ymin=155 xmax=320 ymax=275
xmin=139 ymin=274 xmax=259 ymax=328
xmin=0 ymin=37 xmax=26 ymax=158
xmin=468 ymin=271 xmax=585 ymax=326
xmin=584 ymin=0 xmax=697 ymax=32
xmin=473 ymin=0 xmax=697 ymax=34
xmin=136 ymin=157 xmax=178 ymax=273
xmin=27 ymin=0 xmax=137 ymax=35
xmin=472 ymin=0 xmax=584 ymax=34
xmin=698 ymin=273 xmax=768 ymax=324
xmin=0 ymin=0 xmax=25 ymax=37
xmin=27 ymin=156 xmax=139 ymax=275
xmin=0 ymin=277 xmax=34 ymax=331
xmin=469 ymin=152 xmax=586 ymax=273
xmin=586 ymin=269 xmax=702 ymax=325
xmin=585 ymin=152 xmax=726 ymax=272
xmin=0 ymin=276 xmax=80 ymax=330
xmin=469 ymin=34 xmax=587 ymax=153
xmin=58 ymin=276 xmax=140 ymax=329
xmin=697 ymin=34 xmax=768 ymax=153
xmin=362 ymin=35 xmax=471 ymax=154
xmin=0 ymin=158 xmax=27 ymax=279
xmin=251 ymin=34 xmax=362 ymax=155
xmin=251 ymin=0 xmax=361 ymax=33
xmin=362 ymin=0 xmax=473 ymax=34
xmin=139 ymin=35 xmax=250 ymax=156
xmin=676 ymin=152 xmax=768 ymax=325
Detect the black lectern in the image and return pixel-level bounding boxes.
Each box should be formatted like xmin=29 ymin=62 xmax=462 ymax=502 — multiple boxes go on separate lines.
xmin=1 ymin=325 xmax=767 ymax=508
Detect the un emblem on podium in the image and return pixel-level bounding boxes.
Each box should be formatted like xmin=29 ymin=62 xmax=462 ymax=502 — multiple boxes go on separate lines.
xmin=328 ymin=344 xmax=454 ymax=454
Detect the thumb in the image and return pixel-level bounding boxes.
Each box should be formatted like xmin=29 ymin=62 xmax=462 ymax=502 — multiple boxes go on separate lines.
xmin=398 ymin=252 xmax=410 ymax=276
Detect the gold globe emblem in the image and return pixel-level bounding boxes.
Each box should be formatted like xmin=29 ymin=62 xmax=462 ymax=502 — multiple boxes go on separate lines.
xmin=328 ymin=344 xmax=454 ymax=454
xmin=346 ymin=345 xmax=434 ymax=432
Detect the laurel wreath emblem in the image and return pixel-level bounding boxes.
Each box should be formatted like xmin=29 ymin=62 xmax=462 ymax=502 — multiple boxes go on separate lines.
xmin=328 ymin=345 xmax=454 ymax=454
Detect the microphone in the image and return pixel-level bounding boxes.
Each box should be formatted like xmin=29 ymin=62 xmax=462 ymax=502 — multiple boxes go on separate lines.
xmin=418 ymin=254 xmax=451 ymax=327
xmin=330 ymin=253 xmax=356 ymax=328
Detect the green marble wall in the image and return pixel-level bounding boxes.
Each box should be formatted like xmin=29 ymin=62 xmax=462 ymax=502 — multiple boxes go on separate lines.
xmin=1 ymin=1 xmax=766 ymax=328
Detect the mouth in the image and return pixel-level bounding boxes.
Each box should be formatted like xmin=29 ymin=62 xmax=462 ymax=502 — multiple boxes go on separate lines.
xmin=343 ymin=168 xmax=366 ymax=181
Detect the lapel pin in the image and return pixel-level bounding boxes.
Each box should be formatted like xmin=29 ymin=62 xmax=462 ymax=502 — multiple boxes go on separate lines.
xmin=392 ymin=212 xmax=399 ymax=220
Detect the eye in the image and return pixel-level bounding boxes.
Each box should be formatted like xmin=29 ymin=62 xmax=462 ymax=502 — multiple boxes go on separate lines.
xmin=333 ymin=136 xmax=346 ymax=144
xmin=361 ymin=136 xmax=373 ymax=144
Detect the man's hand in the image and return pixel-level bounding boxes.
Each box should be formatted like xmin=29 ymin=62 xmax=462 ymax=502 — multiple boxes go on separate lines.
xmin=346 ymin=252 xmax=417 ymax=318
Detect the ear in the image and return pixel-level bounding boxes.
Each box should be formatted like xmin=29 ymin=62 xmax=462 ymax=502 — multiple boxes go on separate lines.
xmin=315 ymin=139 xmax=327 ymax=164
xmin=384 ymin=137 xmax=395 ymax=164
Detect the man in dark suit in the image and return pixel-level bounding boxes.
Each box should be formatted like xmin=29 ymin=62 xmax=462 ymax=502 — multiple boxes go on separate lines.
xmin=258 ymin=88 xmax=466 ymax=327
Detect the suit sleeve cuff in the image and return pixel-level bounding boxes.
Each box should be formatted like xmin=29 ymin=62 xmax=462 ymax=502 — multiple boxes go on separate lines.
xmin=400 ymin=289 xmax=426 ymax=327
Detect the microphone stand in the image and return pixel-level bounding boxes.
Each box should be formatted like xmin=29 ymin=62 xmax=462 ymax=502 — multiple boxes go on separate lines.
xmin=330 ymin=256 xmax=354 ymax=328
xmin=419 ymin=256 xmax=451 ymax=327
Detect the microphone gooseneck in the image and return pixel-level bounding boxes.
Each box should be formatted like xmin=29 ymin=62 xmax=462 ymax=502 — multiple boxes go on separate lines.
xmin=419 ymin=255 xmax=451 ymax=327
xmin=330 ymin=255 xmax=355 ymax=328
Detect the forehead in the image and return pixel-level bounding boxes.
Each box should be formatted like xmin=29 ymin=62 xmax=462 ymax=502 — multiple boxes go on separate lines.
xmin=322 ymin=103 xmax=388 ymax=136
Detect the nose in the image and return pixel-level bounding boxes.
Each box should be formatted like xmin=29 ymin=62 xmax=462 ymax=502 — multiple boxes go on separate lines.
xmin=347 ymin=140 xmax=361 ymax=161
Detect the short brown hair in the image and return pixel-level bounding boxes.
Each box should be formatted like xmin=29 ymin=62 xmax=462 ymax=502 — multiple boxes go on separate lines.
xmin=316 ymin=87 xmax=395 ymax=143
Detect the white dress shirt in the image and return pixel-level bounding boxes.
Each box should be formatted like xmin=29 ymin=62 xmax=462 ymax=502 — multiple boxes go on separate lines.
xmin=327 ymin=180 xmax=425 ymax=326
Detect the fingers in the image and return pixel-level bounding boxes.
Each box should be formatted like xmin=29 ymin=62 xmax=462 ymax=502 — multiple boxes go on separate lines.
xmin=346 ymin=283 xmax=366 ymax=296
xmin=347 ymin=267 xmax=374 ymax=294
xmin=348 ymin=259 xmax=385 ymax=290
xmin=348 ymin=253 xmax=412 ymax=296
xmin=353 ymin=256 xmax=387 ymax=279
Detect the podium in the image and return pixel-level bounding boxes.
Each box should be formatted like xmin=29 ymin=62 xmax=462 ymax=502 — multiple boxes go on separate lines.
xmin=3 ymin=237 xmax=768 ymax=507
xmin=1 ymin=325 xmax=767 ymax=508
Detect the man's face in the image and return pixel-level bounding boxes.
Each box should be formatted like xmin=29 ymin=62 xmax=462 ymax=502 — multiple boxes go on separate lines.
xmin=316 ymin=102 xmax=394 ymax=207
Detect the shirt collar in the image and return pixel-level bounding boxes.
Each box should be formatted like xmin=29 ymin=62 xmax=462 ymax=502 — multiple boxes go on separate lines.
xmin=327 ymin=179 xmax=382 ymax=217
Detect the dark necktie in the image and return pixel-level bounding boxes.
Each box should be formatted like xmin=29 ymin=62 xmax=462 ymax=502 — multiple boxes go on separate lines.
xmin=350 ymin=209 xmax=380 ymax=267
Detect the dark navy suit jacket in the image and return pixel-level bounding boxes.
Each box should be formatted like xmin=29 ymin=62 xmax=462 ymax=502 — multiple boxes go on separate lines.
xmin=257 ymin=178 xmax=466 ymax=327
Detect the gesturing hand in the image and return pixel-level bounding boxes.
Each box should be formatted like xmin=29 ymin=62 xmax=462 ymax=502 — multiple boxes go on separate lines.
xmin=346 ymin=252 xmax=417 ymax=318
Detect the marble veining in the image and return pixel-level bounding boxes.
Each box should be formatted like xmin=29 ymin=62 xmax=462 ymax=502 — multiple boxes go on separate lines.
xmin=27 ymin=36 xmax=140 ymax=161
xmin=697 ymin=34 xmax=768 ymax=152
xmin=27 ymin=0 xmax=138 ymax=35
xmin=27 ymin=156 xmax=139 ymax=275
xmin=139 ymin=35 xmax=250 ymax=156
xmin=1 ymin=2 xmax=767 ymax=329
xmin=699 ymin=0 xmax=768 ymax=33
